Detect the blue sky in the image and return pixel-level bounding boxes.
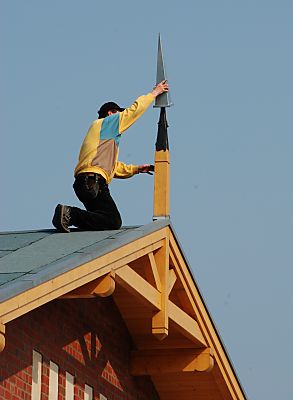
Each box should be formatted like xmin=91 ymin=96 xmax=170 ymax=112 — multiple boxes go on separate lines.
xmin=1 ymin=1 xmax=293 ymax=398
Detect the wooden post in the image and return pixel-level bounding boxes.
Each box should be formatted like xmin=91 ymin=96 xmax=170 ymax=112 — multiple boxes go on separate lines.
xmin=152 ymin=236 xmax=169 ymax=340
xmin=153 ymin=151 xmax=170 ymax=218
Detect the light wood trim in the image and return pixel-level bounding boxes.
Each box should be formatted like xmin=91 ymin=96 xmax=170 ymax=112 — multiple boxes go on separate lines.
xmin=0 ymin=228 xmax=167 ymax=324
xmin=115 ymin=265 xmax=161 ymax=310
xmin=168 ymin=300 xmax=206 ymax=346
xmin=131 ymin=348 xmax=214 ymax=375
xmin=152 ymin=236 xmax=169 ymax=340
xmin=60 ymin=272 xmax=115 ymax=298
xmin=169 ymin=229 xmax=245 ymax=400
xmin=153 ymin=150 xmax=170 ymax=218
xmin=0 ymin=322 xmax=5 ymax=352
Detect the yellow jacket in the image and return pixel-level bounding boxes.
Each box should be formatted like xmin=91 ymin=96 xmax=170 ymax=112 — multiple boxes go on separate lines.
xmin=74 ymin=93 xmax=154 ymax=184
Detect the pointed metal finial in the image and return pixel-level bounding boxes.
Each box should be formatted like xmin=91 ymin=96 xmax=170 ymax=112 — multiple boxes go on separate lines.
xmin=154 ymin=34 xmax=173 ymax=108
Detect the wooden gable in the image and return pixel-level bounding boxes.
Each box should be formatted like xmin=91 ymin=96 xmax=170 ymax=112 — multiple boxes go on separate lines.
xmin=0 ymin=223 xmax=246 ymax=399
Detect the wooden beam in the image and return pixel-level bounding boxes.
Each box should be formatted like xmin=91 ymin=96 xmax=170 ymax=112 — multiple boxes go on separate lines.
xmin=0 ymin=322 xmax=5 ymax=352
xmin=168 ymin=301 xmax=207 ymax=346
xmin=60 ymin=272 xmax=115 ymax=298
xmin=115 ymin=265 xmax=161 ymax=310
xmin=131 ymin=348 xmax=214 ymax=375
xmin=152 ymin=237 xmax=169 ymax=340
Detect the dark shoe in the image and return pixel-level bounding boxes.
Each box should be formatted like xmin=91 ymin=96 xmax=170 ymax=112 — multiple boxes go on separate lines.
xmin=52 ymin=204 xmax=71 ymax=233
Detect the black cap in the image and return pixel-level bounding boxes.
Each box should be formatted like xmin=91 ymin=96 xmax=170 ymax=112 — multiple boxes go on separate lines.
xmin=97 ymin=102 xmax=125 ymax=118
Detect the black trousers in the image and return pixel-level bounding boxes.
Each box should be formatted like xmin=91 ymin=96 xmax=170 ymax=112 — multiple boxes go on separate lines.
xmin=71 ymin=174 xmax=122 ymax=231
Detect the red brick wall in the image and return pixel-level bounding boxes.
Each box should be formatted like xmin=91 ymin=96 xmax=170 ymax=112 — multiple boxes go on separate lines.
xmin=0 ymin=297 xmax=159 ymax=400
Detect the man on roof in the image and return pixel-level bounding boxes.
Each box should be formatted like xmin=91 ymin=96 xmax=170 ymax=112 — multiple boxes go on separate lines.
xmin=52 ymin=80 xmax=169 ymax=232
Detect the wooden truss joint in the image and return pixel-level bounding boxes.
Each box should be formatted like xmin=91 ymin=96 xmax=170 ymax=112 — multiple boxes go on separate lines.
xmin=0 ymin=321 xmax=5 ymax=352
xmin=115 ymin=247 xmax=206 ymax=346
xmin=114 ymin=231 xmax=207 ymax=347
xmin=131 ymin=348 xmax=214 ymax=375
xmin=60 ymin=272 xmax=115 ymax=299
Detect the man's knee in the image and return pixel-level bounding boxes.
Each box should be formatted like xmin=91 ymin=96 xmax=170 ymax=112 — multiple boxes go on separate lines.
xmin=111 ymin=214 xmax=122 ymax=230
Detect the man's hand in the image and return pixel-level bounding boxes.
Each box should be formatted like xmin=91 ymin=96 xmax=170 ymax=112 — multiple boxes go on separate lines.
xmin=138 ymin=164 xmax=155 ymax=175
xmin=151 ymin=80 xmax=169 ymax=98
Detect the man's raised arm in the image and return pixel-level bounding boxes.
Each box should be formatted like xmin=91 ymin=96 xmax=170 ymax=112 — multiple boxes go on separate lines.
xmin=118 ymin=80 xmax=169 ymax=133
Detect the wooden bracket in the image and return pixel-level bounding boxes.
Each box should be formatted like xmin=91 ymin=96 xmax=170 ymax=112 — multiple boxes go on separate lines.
xmin=131 ymin=348 xmax=214 ymax=375
xmin=0 ymin=322 xmax=5 ymax=352
xmin=115 ymin=261 xmax=206 ymax=347
xmin=114 ymin=239 xmax=206 ymax=347
xmin=60 ymin=272 xmax=115 ymax=299
xmin=115 ymin=265 xmax=161 ymax=309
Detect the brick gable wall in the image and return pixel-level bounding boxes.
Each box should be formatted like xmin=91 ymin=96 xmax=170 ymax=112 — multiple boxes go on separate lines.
xmin=0 ymin=297 xmax=159 ymax=400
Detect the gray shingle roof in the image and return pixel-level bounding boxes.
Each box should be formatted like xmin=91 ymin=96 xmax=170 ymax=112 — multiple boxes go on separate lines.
xmin=0 ymin=220 xmax=169 ymax=303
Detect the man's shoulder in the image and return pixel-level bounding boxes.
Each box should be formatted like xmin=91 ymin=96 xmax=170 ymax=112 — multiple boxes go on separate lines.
xmin=89 ymin=118 xmax=103 ymax=129
xmin=84 ymin=119 xmax=102 ymax=137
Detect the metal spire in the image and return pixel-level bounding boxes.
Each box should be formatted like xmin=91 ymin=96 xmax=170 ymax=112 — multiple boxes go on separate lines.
xmin=154 ymin=34 xmax=172 ymax=151
xmin=154 ymin=34 xmax=173 ymax=108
